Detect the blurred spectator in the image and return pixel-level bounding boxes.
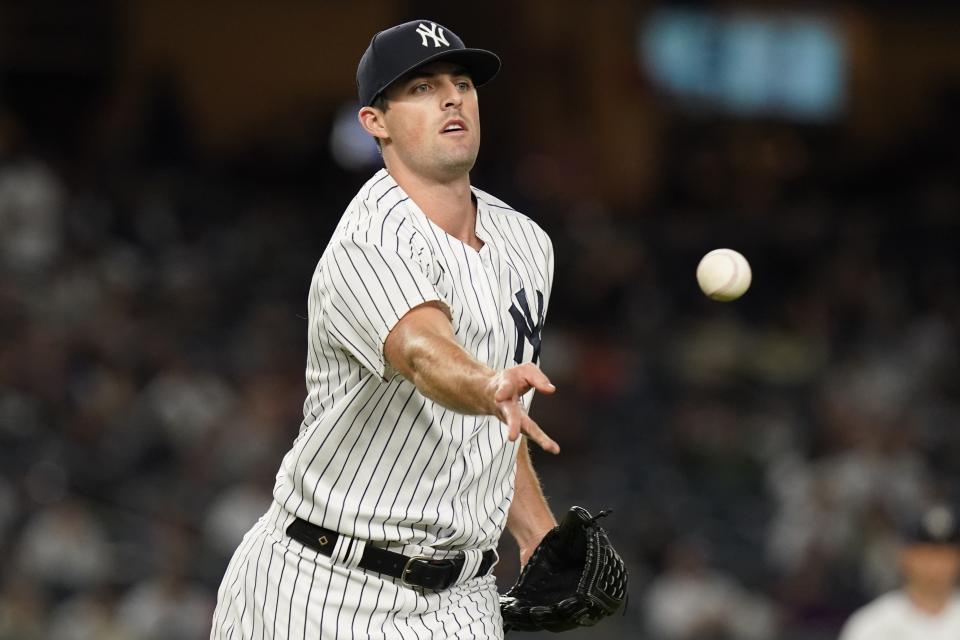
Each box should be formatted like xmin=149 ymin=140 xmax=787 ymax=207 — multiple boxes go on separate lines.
xmin=0 ymin=575 xmax=47 ymax=640
xmin=0 ymin=478 xmax=16 ymax=549
xmin=138 ymin=364 xmax=237 ymax=455
xmin=644 ymin=540 xmax=778 ymax=640
xmin=116 ymin=520 xmax=214 ymax=639
xmin=47 ymin=589 xmax=134 ymax=640
xmin=117 ymin=574 xmax=212 ymax=640
xmin=203 ymin=481 xmax=272 ymax=557
xmin=15 ymin=500 xmax=113 ymax=596
xmin=0 ymin=156 xmax=64 ymax=274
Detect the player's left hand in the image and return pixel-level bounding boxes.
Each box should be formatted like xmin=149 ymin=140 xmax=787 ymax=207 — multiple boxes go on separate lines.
xmin=490 ymin=363 xmax=559 ymax=454
xmin=500 ymin=506 xmax=629 ymax=632
xmin=519 ymin=531 xmax=551 ymax=568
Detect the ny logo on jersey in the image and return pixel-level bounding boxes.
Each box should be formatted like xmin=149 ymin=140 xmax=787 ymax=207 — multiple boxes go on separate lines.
xmin=509 ymin=289 xmax=544 ymax=365
xmin=416 ymin=22 xmax=449 ymax=48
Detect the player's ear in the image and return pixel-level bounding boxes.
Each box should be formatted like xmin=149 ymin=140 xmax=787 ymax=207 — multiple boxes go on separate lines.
xmin=358 ymin=107 xmax=389 ymax=144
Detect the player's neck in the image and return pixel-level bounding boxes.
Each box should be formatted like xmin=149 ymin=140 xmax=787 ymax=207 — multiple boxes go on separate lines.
xmin=385 ymin=164 xmax=481 ymax=251
xmin=905 ymin=583 xmax=954 ymax=615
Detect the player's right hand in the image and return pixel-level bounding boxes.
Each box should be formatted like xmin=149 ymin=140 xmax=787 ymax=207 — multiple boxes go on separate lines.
xmin=490 ymin=364 xmax=559 ymax=454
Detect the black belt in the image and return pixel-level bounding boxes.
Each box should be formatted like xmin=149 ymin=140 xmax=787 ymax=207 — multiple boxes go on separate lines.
xmin=286 ymin=518 xmax=497 ymax=591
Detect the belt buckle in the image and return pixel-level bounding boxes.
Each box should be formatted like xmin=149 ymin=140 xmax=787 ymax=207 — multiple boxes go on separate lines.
xmin=402 ymin=555 xmax=459 ymax=590
xmin=401 ymin=555 xmax=435 ymax=588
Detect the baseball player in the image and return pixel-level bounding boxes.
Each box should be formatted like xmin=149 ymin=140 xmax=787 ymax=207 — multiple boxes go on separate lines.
xmin=210 ymin=19 xmax=561 ymax=639
xmin=838 ymin=504 xmax=960 ymax=640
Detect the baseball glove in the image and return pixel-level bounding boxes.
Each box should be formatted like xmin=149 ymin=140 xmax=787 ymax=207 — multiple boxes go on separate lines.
xmin=500 ymin=506 xmax=628 ymax=632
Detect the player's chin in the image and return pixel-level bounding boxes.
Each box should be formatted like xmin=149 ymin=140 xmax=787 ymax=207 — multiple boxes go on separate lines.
xmin=435 ymin=149 xmax=478 ymax=174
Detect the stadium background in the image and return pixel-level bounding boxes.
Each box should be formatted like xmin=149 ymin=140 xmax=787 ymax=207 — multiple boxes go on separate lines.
xmin=1 ymin=1 xmax=958 ymax=638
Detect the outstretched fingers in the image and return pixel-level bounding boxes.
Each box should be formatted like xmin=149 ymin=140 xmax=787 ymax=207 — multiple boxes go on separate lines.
xmin=497 ymin=396 xmax=560 ymax=454
xmin=494 ymin=365 xmax=556 ymax=402
xmin=493 ymin=364 xmax=560 ymax=454
xmin=526 ymin=365 xmax=556 ymax=396
xmin=521 ymin=414 xmax=560 ymax=454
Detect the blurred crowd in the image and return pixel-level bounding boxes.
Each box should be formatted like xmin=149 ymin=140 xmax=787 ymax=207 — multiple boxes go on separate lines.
xmin=1 ymin=62 xmax=959 ymax=640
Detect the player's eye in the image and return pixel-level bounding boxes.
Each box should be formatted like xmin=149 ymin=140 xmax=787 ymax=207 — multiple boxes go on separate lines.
xmin=456 ymin=81 xmax=471 ymax=91
xmin=413 ymin=83 xmax=431 ymax=94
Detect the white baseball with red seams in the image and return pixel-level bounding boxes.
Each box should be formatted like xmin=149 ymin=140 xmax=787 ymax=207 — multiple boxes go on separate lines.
xmin=696 ymin=248 xmax=752 ymax=301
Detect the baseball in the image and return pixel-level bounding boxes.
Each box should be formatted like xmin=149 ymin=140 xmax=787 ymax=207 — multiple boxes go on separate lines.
xmin=696 ymin=248 xmax=752 ymax=301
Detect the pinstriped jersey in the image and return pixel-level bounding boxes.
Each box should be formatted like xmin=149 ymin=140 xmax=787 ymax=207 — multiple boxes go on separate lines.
xmin=273 ymin=168 xmax=554 ymax=553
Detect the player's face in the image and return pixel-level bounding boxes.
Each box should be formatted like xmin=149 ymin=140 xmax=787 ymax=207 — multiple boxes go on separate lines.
xmin=379 ymin=62 xmax=481 ymax=181
xmin=900 ymin=544 xmax=960 ymax=590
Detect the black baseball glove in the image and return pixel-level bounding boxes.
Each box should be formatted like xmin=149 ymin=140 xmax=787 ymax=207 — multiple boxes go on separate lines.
xmin=500 ymin=506 xmax=628 ymax=632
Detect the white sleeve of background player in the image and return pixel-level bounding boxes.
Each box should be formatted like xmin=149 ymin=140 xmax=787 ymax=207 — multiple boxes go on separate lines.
xmin=323 ymin=236 xmax=445 ymax=379
xmin=837 ymin=607 xmax=877 ymax=640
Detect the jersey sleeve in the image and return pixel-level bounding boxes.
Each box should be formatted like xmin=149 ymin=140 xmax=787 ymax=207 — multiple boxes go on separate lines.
xmin=321 ymin=235 xmax=445 ymax=379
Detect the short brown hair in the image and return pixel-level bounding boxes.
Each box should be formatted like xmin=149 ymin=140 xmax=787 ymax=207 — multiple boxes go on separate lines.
xmin=371 ymin=93 xmax=389 ymax=112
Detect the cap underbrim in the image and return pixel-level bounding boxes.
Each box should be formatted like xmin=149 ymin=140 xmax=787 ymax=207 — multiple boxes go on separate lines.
xmin=367 ymin=48 xmax=501 ymax=106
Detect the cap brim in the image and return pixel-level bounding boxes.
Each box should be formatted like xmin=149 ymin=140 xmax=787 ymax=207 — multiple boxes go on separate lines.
xmin=368 ymin=48 xmax=501 ymax=105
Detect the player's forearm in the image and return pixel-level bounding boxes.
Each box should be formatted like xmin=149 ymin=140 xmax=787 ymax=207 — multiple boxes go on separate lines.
xmin=400 ymin=327 xmax=498 ymax=416
xmin=385 ymin=304 xmax=558 ymax=453
xmin=507 ymin=441 xmax=556 ymax=558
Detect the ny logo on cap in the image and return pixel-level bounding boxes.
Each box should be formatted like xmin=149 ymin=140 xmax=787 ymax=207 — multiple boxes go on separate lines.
xmin=416 ymin=22 xmax=449 ymax=48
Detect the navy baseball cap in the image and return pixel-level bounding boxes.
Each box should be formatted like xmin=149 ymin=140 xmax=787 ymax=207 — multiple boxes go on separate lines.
xmin=356 ymin=20 xmax=501 ymax=107
xmin=904 ymin=505 xmax=960 ymax=545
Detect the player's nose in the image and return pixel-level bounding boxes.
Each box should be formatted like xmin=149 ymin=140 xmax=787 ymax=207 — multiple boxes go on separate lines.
xmin=439 ymin=79 xmax=463 ymax=109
